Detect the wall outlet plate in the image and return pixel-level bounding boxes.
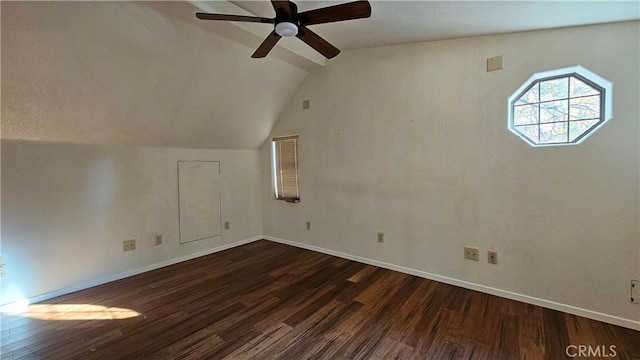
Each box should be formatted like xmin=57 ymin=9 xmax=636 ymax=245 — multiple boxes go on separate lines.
xmin=154 ymin=235 xmax=163 ymax=246
xmin=632 ymin=280 xmax=640 ymax=304
xmin=123 ymin=239 xmax=136 ymax=252
xmin=464 ymin=246 xmax=479 ymax=261
xmin=488 ymin=251 xmax=498 ymax=265
xmin=224 ymin=221 xmax=230 ymax=230
xmin=306 ymin=221 xmax=311 ymax=231
xmin=377 ymin=232 xmax=384 ymax=243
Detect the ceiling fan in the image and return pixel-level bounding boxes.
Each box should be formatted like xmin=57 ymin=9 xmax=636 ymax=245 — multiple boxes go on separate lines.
xmin=195 ymin=1 xmax=371 ymax=59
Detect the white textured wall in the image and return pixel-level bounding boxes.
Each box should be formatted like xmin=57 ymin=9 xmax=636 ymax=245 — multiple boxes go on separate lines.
xmin=1 ymin=1 xmax=307 ymax=149
xmin=1 ymin=140 xmax=262 ymax=304
xmin=262 ymin=22 xmax=640 ymax=325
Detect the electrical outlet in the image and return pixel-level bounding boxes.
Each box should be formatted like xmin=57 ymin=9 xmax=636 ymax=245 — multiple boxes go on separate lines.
xmin=306 ymin=221 xmax=311 ymax=230
xmin=154 ymin=235 xmax=163 ymax=246
xmin=464 ymin=246 xmax=479 ymax=261
xmin=123 ymin=239 xmax=136 ymax=252
xmin=377 ymin=232 xmax=384 ymax=243
xmin=224 ymin=221 xmax=230 ymax=230
xmin=632 ymin=280 xmax=640 ymax=304
xmin=302 ymin=99 xmax=310 ymax=109
xmin=488 ymin=251 xmax=498 ymax=264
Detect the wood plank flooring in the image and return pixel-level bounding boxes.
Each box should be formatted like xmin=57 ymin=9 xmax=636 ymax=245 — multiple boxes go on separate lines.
xmin=2 ymin=240 xmax=639 ymax=359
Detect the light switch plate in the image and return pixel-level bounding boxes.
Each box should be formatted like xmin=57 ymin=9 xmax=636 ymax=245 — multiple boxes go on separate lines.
xmin=632 ymin=280 xmax=640 ymax=304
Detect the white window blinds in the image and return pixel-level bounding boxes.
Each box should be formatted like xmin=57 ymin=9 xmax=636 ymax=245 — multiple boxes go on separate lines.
xmin=272 ymin=136 xmax=299 ymax=202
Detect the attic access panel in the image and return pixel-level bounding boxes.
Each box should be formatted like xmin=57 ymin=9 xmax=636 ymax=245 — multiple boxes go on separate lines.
xmin=178 ymin=161 xmax=221 ymax=243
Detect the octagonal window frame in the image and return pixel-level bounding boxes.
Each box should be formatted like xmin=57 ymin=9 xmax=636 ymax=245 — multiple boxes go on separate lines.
xmin=508 ymin=65 xmax=613 ymax=147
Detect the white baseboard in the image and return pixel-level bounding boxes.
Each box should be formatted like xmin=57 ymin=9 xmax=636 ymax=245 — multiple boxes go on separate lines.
xmin=264 ymin=235 xmax=640 ymax=331
xmin=11 ymin=235 xmax=639 ymax=331
xmin=18 ymin=236 xmax=263 ymax=306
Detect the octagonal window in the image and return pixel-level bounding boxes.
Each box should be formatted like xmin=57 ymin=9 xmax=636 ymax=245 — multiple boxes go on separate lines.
xmin=508 ymin=66 xmax=612 ymax=146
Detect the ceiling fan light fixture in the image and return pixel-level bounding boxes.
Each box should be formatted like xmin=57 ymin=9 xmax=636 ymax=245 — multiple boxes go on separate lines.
xmin=275 ymin=22 xmax=298 ymax=37
xmin=196 ymin=0 xmax=372 ymax=58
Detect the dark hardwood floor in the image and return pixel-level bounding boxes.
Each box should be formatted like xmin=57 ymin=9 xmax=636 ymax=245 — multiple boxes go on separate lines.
xmin=2 ymin=240 xmax=638 ymax=359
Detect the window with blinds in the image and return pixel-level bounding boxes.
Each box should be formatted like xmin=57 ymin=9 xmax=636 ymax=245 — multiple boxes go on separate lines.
xmin=272 ymin=136 xmax=300 ymax=202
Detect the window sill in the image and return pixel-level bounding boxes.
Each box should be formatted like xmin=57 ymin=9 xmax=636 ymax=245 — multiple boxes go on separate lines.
xmin=275 ymin=198 xmax=300 ymax=203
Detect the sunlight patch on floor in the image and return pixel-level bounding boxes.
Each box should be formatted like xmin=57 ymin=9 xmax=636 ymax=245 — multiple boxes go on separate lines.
xmin=2 ymin=301 xmax=141 ymax=320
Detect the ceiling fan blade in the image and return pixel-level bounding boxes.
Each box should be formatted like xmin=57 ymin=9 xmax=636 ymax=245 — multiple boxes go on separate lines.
xmin=296 ymin=26 xmax=340 ymax=59
xmin=252 ymin=30 xmax=282 ymax=58
xmin=196 ymin=13 xmax=273 ymax=23
xmin=298 ymin=1 xmax=371 ymax=25
xmin=271 ymin=0 xmax=293 ymax=19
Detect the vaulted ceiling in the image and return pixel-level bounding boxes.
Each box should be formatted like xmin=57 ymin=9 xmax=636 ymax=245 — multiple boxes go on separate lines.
xmin=2 ymin=1 xmax=638 ymax=149
xmin=232 ymin=1 xmax=639 ymax=50
xmin=1 ymin=1 xmax=308 ymax=149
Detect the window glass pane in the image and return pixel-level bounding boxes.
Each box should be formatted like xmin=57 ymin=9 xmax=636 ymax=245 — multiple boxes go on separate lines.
xmin=539 ymin=122 xmax=568 ymax=144
xmin=570 ymin=77 xmax=599 ymax=97
xmin=514 ymin=104 xmax=538 ymax=125
xmin=569 ymin=119 xmax=599 ymax=142
xmin=540 ymin=100 xmax=568 ymax=123
xmin=516 ymin=84 xmax=539 ymax=105
xmin=569 ymin=95 xmax=600 ymax=120
xmin=514 ymin=125 xmax=539 ymax=143
xmin=540 ymin=78 xmax=569 ymax=102
xmin=509 ymin=67 xmax=611 ymax=146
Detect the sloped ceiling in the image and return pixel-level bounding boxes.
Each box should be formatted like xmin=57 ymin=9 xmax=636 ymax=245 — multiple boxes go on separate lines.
xmin=234 ymin=1 xmax=639 ymax=50
xmin=1 ymin=1 xmax=308 ymax=149
xmin=2 ymin=1 xmax=638 ymax=150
